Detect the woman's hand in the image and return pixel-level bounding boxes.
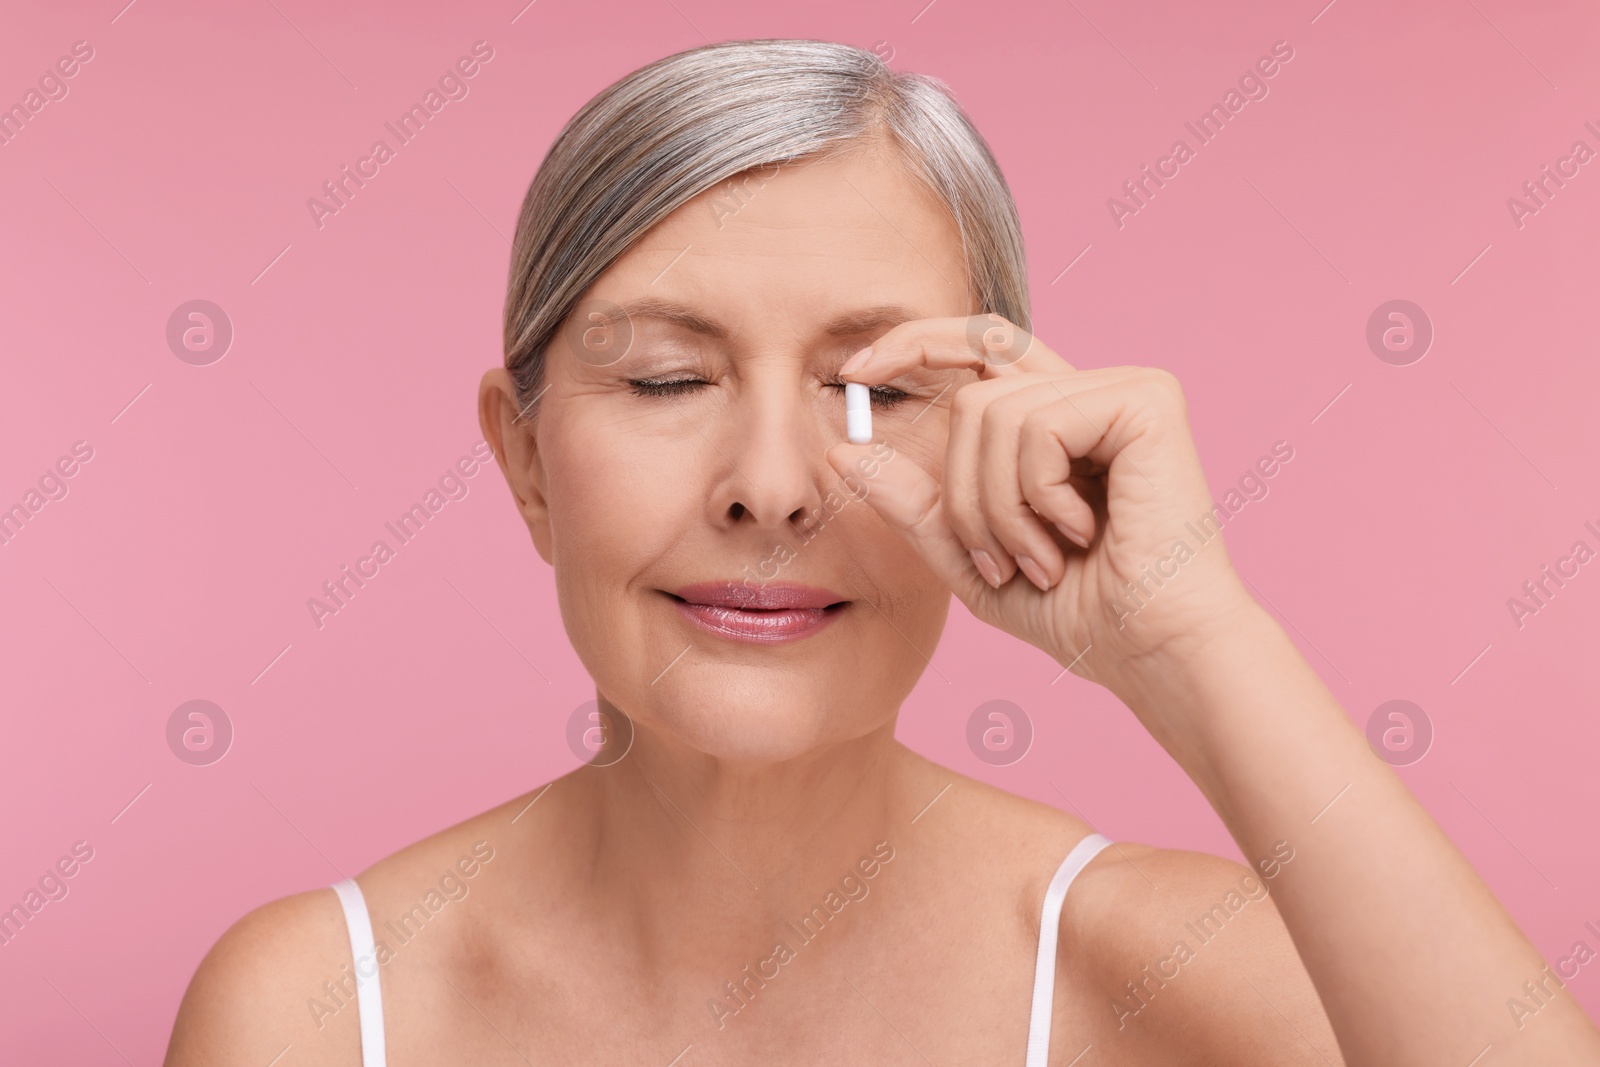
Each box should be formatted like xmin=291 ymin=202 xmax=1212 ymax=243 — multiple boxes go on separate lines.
xmin=829 ymin=315 xmax=1600 ymax=1066
xmin=826 ymin=314 xmax=1256 ymax=699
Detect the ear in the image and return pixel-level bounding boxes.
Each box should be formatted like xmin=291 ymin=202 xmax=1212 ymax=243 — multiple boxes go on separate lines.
xmin=478 ymin=367 xmax=553 ymax=564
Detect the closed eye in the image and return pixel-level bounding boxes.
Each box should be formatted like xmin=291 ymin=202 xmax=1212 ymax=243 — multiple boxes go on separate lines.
xmin=628 ymin=377 xmax=706 ymax=398
xmin=627 ymin=378 xmax=911 ymax=408
xmin=826 ymin=380 xmax=909 ymax=409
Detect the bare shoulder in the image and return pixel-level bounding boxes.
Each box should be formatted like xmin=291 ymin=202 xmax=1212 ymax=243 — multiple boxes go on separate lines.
xmin=163 ymin=782 xmax=557 ymax=1067
xmin=1057 ymin=841 xmax=1345 ymax=1065
xmin=892 ymin=755 xmax=1100 ymax=913
xmin=163 ymin=886 xmax=361 ymax=1067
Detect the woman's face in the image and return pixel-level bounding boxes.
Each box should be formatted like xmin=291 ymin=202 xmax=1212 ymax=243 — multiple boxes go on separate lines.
xmin=489 ymin=142 xmax=977 ymax=762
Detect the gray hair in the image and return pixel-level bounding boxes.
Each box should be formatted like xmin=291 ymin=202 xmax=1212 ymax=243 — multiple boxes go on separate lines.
xmin=502 ymin=38 xmax=1030 ymax=421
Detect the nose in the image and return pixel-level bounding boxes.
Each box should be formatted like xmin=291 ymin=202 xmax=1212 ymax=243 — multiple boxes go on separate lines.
xmin=705 ymin=373 xmax=832 ymax=533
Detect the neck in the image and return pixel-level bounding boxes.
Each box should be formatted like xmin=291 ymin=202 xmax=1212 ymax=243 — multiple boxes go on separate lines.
xmin=556 ymin=697 xmax=924 ymax=977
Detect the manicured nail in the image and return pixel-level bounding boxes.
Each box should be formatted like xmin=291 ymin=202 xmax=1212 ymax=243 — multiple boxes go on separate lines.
xmin=969 ymin=547 xmax=1002 ymax=588
xmin=1015 ymin=554 xmax=1052 ymax=591
xmin=1055 ymin=521 xmax=1090 ymax=549
xmin=840 ymin=346 xmax=873 ymax=376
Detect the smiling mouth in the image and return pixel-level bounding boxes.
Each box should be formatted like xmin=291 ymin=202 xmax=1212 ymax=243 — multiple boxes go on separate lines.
xmin=663 ymin=588 xmax=849 ymax=644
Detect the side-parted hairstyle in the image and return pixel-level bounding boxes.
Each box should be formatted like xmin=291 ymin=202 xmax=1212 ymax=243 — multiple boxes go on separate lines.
xmin=502 ymin=38 xmax=1030 ymax=422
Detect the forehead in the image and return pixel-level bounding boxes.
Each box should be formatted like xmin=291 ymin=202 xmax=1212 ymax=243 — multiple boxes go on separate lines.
xmin=585 ymin=145 xmax=973 ymax=336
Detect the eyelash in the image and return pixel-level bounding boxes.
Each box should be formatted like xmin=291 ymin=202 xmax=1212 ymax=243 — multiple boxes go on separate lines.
xmin=627 ymin=377 xmax=910 ymax=408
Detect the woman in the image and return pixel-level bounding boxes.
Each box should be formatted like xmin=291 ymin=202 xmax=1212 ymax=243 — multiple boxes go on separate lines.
xmin=165 ymin=39 xmax=1599 ymax=1066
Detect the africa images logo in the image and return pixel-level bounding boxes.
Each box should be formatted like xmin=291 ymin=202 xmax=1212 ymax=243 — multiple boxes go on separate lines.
xmin=305 ymin=41 xmax=495 ymax=230
xmin=1106 ymin=39 xmax=1296 ymax=229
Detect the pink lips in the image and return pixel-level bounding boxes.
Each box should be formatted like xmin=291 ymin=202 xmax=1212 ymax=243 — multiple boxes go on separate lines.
xmin=668 ymin=581 xmax=848 ymax=644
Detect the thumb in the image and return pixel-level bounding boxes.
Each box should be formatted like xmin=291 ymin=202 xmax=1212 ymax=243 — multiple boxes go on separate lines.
xmin=826 ymin=441 xmax=987 ymax=604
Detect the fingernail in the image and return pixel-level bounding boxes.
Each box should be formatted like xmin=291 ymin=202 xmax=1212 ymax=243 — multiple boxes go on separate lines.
xmin=969 ymin=547 xmax=1002 ymax=588
xmin=840 ymin=346 xmax=873 ymax=376
xmin=1055 ymin=521 xmax=1090 ymax=549
xmin=1015 ymin=554 xmax=1052 ymax=591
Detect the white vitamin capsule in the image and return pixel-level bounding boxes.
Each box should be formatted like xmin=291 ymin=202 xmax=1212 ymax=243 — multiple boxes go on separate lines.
xmin=845 ymin=381 xmax=872 ymax=443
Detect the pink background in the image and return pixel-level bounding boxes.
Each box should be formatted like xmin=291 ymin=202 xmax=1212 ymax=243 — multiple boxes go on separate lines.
xmin=3 ymin=0 xmax=1598 ymax=1059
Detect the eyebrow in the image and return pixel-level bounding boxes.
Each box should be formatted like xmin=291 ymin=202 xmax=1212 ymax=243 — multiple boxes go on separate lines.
xmin=602 ymin=298 xmax=923 ymax=342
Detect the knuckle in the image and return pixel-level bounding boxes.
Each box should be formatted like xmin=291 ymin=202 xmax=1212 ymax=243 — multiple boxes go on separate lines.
xmin=1018 ymin=403 xmax=1055 ymax=438
xmin=1140 ymin=366 xmax=1187 ymax=412
xmin=950 ymin=383 xmax=985 ymax=420
xmin=1143 ymin=365 xmax=1183 ymax=395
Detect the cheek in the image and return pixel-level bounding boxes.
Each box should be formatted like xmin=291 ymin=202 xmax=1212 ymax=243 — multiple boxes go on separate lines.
xmin=542 ymin=427 xmax=690 ymax=688
xmin=547 ymin=415 xmax=684 ymax=534
xmin=836 ymin=433 xmax=953 ymax=642
xmin=543 ymin=425 xmax=689 ymax=572
xmin=876 ymin=389 xmax=956 ymax=468
xmin=891 ymin=423 xmax=949 ymax=480
xmin=831 ymin=494 xmax=946 ymax=620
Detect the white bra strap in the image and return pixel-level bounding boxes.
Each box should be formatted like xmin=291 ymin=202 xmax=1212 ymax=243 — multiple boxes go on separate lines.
xmin=1024 ymin=832 xmax=1112 ymax=1067
xmin=330 ymin=879 xmax=387 ymax=1067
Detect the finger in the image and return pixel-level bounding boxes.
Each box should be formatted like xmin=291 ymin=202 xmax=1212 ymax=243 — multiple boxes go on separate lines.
xmin=976 ymin=380 xmax=1104 ymax=587
xmin=944 ymin=374 xmax=1060 ymax=586
xmin=1014 ymin=405 xmax=1098 ymax=555
xmin=958 ymin=371 xmax=1146 ymax=589
xmin=1016 ymin=371 xmax=1195 ymax=527
xmin=933 ymin=366 xmax=1144 ymax=589
xmin=840 ymin=314 xmax=1073 ymax=385
xmin=824 ymin=441 xmax=989 ymax=606
xmin=992 ymin=372 xmax=1151 ymax=543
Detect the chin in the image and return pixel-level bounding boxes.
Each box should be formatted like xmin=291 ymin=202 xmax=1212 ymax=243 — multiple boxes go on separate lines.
xmin=639 ymin=671 xmax=876 ymax=765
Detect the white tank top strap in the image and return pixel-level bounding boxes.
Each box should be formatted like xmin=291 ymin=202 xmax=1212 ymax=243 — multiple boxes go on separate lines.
xmin=330 ymin=878 xmax=387 ymax=1067
xmin=329 ymin=837 xmax=1108 ymax=1067
xmin=1024 ymin=832 xmax=1113 ymax=1067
